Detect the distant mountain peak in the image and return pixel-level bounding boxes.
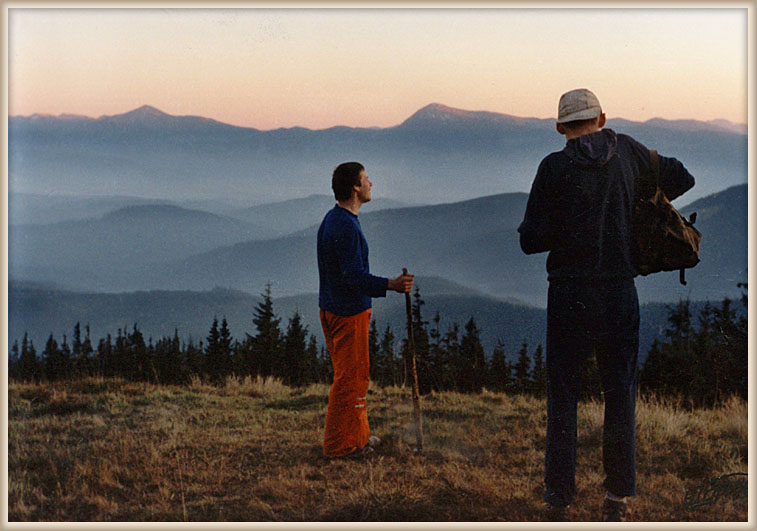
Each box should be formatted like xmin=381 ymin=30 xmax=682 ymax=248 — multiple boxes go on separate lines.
xmin=103 ymin=105 xmax=170 ymax=121
xmin=410 ymin=103 xmax=490 ymax=121
xmin=401 ymin=102 xmax=539 ymax=128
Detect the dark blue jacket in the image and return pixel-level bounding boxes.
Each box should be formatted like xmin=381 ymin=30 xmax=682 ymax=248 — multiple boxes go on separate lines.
xmin=518 ymin=129 xmax=695 ymax=281
xmin=317 ymin=204 xmax=388 ymax=316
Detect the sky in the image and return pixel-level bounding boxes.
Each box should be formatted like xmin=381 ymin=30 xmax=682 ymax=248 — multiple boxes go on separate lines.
xmin=7 ymin=7 xmax=749 ymax=130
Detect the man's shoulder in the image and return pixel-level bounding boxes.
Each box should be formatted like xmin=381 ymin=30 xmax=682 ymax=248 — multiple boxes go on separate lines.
xmin=320 ymin=206 xmax=359 ymax=237
xmin=615 ymin=132 xmax=646 ymax=150
xmin=537 ymin=150 xmax=571 ymax=172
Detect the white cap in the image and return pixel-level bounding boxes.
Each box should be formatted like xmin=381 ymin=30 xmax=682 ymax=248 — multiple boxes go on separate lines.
xmin=556 ymin=88 xmax=602 ymax=123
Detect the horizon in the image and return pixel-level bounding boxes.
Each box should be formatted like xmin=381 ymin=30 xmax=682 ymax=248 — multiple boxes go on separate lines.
xmin=8 ymin=8 xmax=747 ymax=129
xmin=8 ymin=102 xmax=748 ymax=132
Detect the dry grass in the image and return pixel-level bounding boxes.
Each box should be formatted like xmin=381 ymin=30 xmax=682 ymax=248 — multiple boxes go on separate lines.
xmin=8 ymin=377 xmax=747 ymax=522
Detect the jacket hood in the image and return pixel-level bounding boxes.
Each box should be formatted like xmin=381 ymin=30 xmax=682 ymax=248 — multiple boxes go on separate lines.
xmin=563 ymin=128 xmax=618 ymax=167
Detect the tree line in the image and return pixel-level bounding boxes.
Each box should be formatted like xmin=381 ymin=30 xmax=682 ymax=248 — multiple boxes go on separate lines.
xmin=8 ymin=284 xmax=748 ymax=406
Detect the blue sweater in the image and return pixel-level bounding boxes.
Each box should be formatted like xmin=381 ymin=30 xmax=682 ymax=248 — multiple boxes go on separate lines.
xmin=317 ymin=205 xmax=388 ymax=316
xmin=518 ymin=129 xmax=695 ymax=281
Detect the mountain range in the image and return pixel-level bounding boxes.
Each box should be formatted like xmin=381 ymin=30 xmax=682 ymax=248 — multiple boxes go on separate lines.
xmin=9 ymin=103 xmax=747 ymax=205
xmin=8 ymin=103 xmax=748 ymax=363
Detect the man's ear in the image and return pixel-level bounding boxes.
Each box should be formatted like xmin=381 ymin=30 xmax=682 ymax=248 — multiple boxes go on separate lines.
xmin=598 ymin=113 xmax=606 ymax=129
xmin=556 ymin=122 xmax=566 ymax=135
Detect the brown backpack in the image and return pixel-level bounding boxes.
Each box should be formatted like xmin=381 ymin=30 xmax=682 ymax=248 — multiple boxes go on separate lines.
xmin=632 ymin=149 xmax=702 ymax=285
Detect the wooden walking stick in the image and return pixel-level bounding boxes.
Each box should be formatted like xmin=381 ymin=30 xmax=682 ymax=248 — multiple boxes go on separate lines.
xmin=403 ymin=267 xmax=424 ymax=451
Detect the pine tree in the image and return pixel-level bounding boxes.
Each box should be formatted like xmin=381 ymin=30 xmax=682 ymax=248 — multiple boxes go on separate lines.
xmin=317 ymin=344 xmax=332 ymax=384
xmin=114 ymin=328 xmax=130 ymax=380
xmin=184 ymin=337 xmax=204 ymax=379
xmin=410 ymin=287 xmax=431 ymax=394
xmin=60 ymin=334 xmax=72 ymax=380
xmin=129 ymin=324 xmax=148 ymax=382
xmin=205 ymin=317 xmax=222 ymax=385
xmin=283 ymin=311 xmax=308 ymax=386
xmin=427 ymin=312 xmax=446 ymax=391
xmin=514 ymin=341 xmax=531 ymax=394
xmin=304 ymin=335 xmax=320 ymax=384
xmin=489 ymin=339 xmax=508 ymax=392
xmin=9 ymin=340 xmax=20 ymax=380
xmin=460 ymin=317 xmax=486 ymax=393
xmin=72 ymin=322 xmax=85 ymax=377
xmin=42 ymin=333 xmax=61 ymax=381
xmin=368 ymin=319 xmax=379 ymax=382
xmin=531 ymin=344 xmax=546 ymax=397
xmin=377 ymin=324 xmax=397 ymax=387
xmin=444 ymin=323 xmax=461 ymax=391
xmin=218 ymin=318 xmax=234 ymax=381
xmin=82 ymin=324 xmax=94 ymax=376
xmin=95 ymin=333 xmax=113 ymax=378
xmin=250 ymin=284 xmax=283 ymax=378
xmin=18 ymin=333 xmax=40 ymax=382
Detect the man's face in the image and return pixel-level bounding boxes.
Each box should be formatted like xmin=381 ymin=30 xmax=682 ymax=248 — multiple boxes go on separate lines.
xmin=354 ymin=169 xmax=373 ymax=203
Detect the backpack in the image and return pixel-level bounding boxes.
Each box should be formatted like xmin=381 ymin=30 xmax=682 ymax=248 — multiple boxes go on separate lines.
xmin=632 ymin=149 xmax=702 ymax=285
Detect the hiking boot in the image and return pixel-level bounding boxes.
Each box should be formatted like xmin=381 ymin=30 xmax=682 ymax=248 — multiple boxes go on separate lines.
xmin=602 ymin=497 xmax=630 ymax=522
xmin=544 ymin=503 xmax=570 ymax=522
xmin=367 ymin=435 xmax=382 ymax=448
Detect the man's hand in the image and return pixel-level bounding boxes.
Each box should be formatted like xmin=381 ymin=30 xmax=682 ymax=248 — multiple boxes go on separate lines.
xmin=388 ymin=273 xmax=414 ymax=293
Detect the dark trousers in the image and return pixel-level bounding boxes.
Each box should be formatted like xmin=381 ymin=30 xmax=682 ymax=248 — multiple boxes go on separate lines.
xmin=544 ymin=278 xmax=639 ymax=507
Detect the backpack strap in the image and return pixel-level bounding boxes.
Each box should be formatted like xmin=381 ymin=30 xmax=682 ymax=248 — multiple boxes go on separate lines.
xmin=649 ymin=149 xmax=659 ymax=187
xmin=638 ymin=149 xmax=660 ymax=201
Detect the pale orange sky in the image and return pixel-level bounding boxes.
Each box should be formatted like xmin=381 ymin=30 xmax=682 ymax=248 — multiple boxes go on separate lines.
xmin=7 ymin=7 xmax=749 ymax=129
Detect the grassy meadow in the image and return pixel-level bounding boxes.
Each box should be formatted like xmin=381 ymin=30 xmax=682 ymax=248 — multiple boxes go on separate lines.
xmin=7 ymin=376 xmax=748 ymax=522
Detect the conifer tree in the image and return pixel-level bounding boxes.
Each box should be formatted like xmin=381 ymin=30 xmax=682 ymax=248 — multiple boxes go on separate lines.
xmin=18 ymin=333 xmax=40 ymax=382
xmin=427 ymin=312 xmax=447 ymax=391
xmin=60 ymin=334 xmax=72 ymax=380
xmin=72 ymin=322 xmax=85 ymax=377
xmin=317 ymin=344 xmax=332 ymax=384
xmin=304 ymin=334 xmax=320 ymax=384
xmin=114 ymin=328 xmax=129 ymax=380
xmin=82 ymin=324 xmax=94 ymax=376
xmin=514 ymin=340 xmax=531 ymax=394
xmin=460 ymin=317 xmax=486 ymax=393
xmin=42 ymin=333 xmax=61 ymax=381
xmin=129 ymin=324 xmax=148 ymax=382
xmin=96 ymin=333 xmax=113 ymax=378
xmin=531 ymin=344 xmax=546 ymax=397
xmin=250 ymin=284 xmax=283 ymax=377
xmin=377 ymin=324 xmax=397 ymax=387
xmin=442 ymin=323 xmax=461 ymax=391
xmin=184 ymin=337 xmax=204 ymax=379
xmin=218 ymin=318 xmax=234 ymax=381
xmin=368 ymin=319 xmax=379 ymax=381
xmin=283 ymin=311 xmax=308 ymax=386
xmin=409 ymin=287 xmax=431 ymax=393
xmin=9 ymin=340 xmax=20 ymax=380
xmin=489 ymin=339 xmax=508 ymax=392
xmin=205 ymin=317 xmax=223 ymax=384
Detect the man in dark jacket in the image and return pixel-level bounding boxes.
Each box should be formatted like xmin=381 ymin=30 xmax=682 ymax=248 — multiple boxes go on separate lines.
xmin=518 ymin=89 xmax=695 ymax=521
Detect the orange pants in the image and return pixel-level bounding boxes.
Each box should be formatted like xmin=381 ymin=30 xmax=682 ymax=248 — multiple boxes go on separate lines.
xmin=320 ymin=308 xmax=372 ymax=457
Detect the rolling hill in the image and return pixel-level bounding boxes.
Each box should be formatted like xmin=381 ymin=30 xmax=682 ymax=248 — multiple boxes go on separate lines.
xmin=8 ymin=184 xmax=747 ymax=307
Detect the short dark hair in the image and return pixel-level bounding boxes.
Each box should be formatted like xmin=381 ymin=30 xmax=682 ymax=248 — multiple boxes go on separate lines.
xmin=332 ymin=162 xmax=364 ymax=201
xmin=560 ymin=117 xmax=599 ymax=131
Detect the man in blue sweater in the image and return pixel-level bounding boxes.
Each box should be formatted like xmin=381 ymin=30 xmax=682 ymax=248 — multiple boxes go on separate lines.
xmin=317 ymin=161 xmax=414 ymax=458
xmin=518 ymin=89 xmax=695 ymax=521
